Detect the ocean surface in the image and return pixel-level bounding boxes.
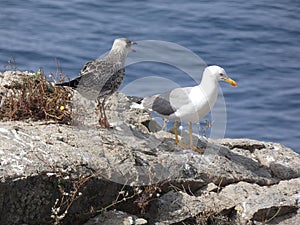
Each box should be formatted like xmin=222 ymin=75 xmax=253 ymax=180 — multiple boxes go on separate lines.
xmin=0 ymin=0 xmax=299 ymax=153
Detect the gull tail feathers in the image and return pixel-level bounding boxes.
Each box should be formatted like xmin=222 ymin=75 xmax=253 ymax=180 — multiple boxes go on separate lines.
xmin=128 ymin=95 xmax=157 ymax=110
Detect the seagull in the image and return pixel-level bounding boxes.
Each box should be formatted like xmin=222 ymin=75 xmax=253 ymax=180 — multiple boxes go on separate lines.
xmin=58 ymin=38 xmax=136 ymax=128
xmin=132 ymin=65 xmax=237 ymax=153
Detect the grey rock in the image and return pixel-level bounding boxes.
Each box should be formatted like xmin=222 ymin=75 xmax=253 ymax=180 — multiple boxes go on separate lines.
xmin=83 ymin=210 xmax=147 ymax=225
xmin=148 ymin=178 xmax=300 ymax=224
xmin=0 ymin=82 xmax=299 ymax=225
xmin=0 ymin=70 xmax=35 ymax=108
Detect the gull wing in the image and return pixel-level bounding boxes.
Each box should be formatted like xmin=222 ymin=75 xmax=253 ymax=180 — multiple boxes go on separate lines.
xmin=145 ymin=87 xmax=193 ymax=116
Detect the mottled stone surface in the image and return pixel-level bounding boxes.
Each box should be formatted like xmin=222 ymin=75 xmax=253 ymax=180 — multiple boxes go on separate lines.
xmin=0 ymin=91 xmax=299 ymax=225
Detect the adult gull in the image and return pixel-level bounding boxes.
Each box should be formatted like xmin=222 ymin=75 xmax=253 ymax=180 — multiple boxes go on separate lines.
xmin=133 ymin=65 xmax=237 ymax=153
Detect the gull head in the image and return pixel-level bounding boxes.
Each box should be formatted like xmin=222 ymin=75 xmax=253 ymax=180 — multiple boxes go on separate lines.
xmin=112 ymin=38 xmax=137 ymax=53
xmin=204 ymin=65 xmax=237 ymax=87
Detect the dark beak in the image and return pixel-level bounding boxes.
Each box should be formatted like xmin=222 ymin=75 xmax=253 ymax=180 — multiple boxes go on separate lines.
xmin=130 ymin=41 xmax=137 ymax=52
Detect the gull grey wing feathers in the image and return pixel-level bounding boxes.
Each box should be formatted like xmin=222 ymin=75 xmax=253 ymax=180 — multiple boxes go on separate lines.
xmin=77 ymin=58 xmax=125 ymax=99
xmin=57 ymin=76 xmax=81 ymax=88
xmin=152 ymin=92 xmax=176 ymax=116
xmin=56 ymin=60 xmax=94 ymax=88
xmin=144 ymin=87 xmax=193 ymax=117
xmin=57 ymin=59 xmax=125 ymax=100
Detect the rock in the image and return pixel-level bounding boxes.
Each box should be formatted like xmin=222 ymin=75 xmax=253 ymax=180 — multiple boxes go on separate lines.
xmin=83 ymin=210 xmax=147 ymax=225
xmin=0 ymin=79 xmax=299 ymax=225
xmin=146 ymin=190 xmax=205 ymax=224
xmin=147 ymin=178 xmax=300 ymax=224
xmin=219 ymin=138 xmax=300 ymax=180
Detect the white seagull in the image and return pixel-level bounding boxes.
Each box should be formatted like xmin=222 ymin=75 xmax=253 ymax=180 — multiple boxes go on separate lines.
xmin=134 ymin=65 xmax=237 ymax=153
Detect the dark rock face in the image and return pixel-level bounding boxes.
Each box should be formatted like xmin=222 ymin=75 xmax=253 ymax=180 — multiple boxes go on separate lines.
xmin=0 ymin=91 xmax=299 ymax=225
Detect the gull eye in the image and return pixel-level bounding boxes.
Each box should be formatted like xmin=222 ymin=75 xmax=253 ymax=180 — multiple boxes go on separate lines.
xmin=219 ymin=73 xmax=224 ymax=76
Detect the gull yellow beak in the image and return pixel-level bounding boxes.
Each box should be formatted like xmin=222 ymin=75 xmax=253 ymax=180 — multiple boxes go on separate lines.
xmin=224 ymin=77 xmax=237 ymax=87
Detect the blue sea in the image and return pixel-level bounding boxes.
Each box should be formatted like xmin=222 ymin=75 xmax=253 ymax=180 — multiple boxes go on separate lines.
xmin=0 ymin=0 xmax=299 ymax=153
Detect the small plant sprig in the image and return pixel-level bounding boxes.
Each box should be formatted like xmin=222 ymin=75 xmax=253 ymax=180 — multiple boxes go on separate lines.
xmin=51 ymin=171 xmax=100 ymax=225
xmin=134 ymin=184 xmax=163 ymax=214
xmin=4 ymin=56 xmax=17 ymax=71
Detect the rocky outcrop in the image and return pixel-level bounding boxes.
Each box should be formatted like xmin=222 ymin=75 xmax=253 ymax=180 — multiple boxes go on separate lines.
xmin=0 ymin=91 xmax=299 ymax=225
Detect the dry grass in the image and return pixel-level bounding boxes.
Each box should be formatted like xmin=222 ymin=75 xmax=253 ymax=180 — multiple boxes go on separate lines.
xmin=0 ymin=69 xmax=73 ymax=124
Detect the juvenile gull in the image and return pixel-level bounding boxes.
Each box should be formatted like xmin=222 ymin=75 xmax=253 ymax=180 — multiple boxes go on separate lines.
xmin=58 ymin=38 xmax=136 ymax=128
xmin=133 ymin=65 xmax=237 ymax=153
